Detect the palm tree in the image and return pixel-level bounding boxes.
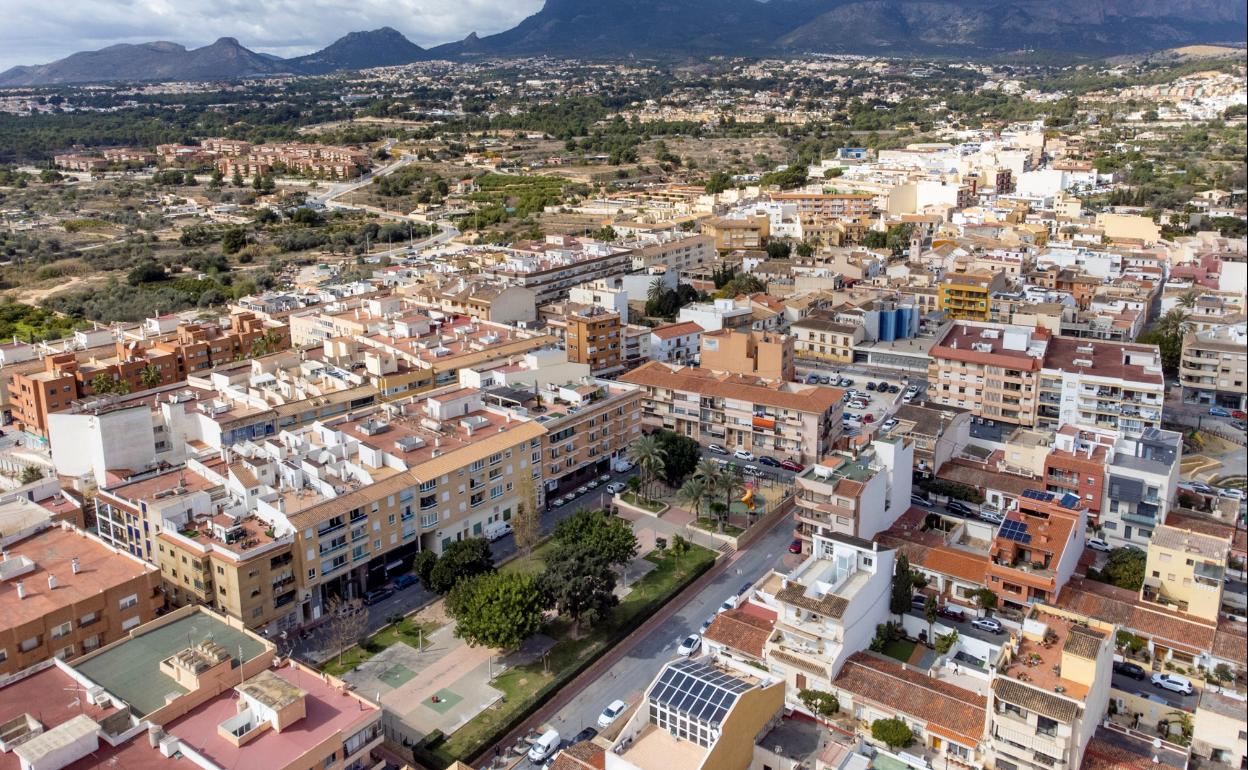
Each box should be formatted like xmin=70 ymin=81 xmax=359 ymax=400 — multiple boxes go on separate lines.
xmin=1176 ymin=289 xmax=1200 ymax=309
xmin=675 ymin=477 xmax=709 ymax=519
xmin=139 ymin=363 xmax=162 ymax=389
xmin=647 ymin=277 xmax=666 ymax=304
xmin=626 ymin=434 xmax=666 ymax=500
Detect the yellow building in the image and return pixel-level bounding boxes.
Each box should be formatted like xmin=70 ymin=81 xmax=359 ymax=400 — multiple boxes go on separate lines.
xmin=1140 ymin=524 xmax=1229 ymax=622
xmin=701 ymin=215 xmax=770 ymax=252
xmin=938 ymin=270 xmax=1009 ymax=321
xmin=1095 ymin=213 xmax=1161 ymax=245
xmin=790 ymin=313 xmax=864 ymax=365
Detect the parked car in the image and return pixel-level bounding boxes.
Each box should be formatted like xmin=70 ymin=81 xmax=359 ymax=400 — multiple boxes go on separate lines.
xmin=1209 ymin=406 xmax=1231 ymax=417
xmin=758 ymin=456 xmax=780 ymax=467
xmin=707 ymin=443 xmax=728 ymax=455
xmin=838 ymin=378 xmax=853 ymax=387
xmin=575 ymin=485 xmax=589 ymax=496
xmin=971 ymin=617 xmax=1003 ymax=634
xmin=585 ymin=479 xmax=599 ymax=489
xmin=911 ymin=595 xmax=927 ymax=610
xmin=363 ymin=587 xmax=393 ymax=605
xmin=1217 ymin=487 xmax=1245 ymax=501
xmin=1178 ymin=481 xmax=1214 ymax=494
xmin=717 ymin=596 xmax=737 ymax=613
xmin=938 ymin=605 xmax=967 ymax=622
xmin=1088 ymin=537 xmax=1113 ymax=552
xmin=1151 ymin=673 xmax=1194 ymax=695
xmin=978 ymin=509 xmax=1004 ymax=525
xmin=677 ymin=634 xmax=702 ymax=656
xmin=902 ymin=393 xmax=916 ymax=404
xmin=733 ymin=449 xmax=755 ymax=461
xmin=572 ymin=727 xmax=599 ymax=744
xmin=393 ymin=573 xmax=419 ymax=590
xmin=866 ymin=382 xmax=877 ymax=391
xmin=1232 ymin=409 xmax=1246 ymax=419
xmin=743 ymin=464 xmax=762 ymax=477
xmin=598 ymin=699 xmax=629 ymax=729
xmin=528 ymin=729 xmax=561 ymax=762
xmin=820 ymin=375 xmax=832 ymax=385
xmin=946 ymin=500 xmax=974 ymax=516
xmin=788 ymin=538 xmax=804 ymax=554
xmin=599 ymin=473 xmax=611 ymax=483
xmin=699 ymin=615 xmax=716 ymax=634
xmin=888 ymin=384 xmax=900 ymax=393
xmin=881 ymin=418 xmax=898 ymax=431
xmin=485 ymin=521 xmax=513 ymax=541
xmin=612 ymin=458 xmax=635 ymax=473
xmin=910 ymin=494 xmax=931 ymax=507
xmin=605 ymin=481 xmax=626 ymax=494
xmin=779 ymin=459 xmax=805 ymax=472
xmin=806 ymin=374 xmax=820 ymax=384
xmin=862 ymin=413 xmax=875 ymax=424
xmin=1114 ymin=660 xmax=1147 ymax=680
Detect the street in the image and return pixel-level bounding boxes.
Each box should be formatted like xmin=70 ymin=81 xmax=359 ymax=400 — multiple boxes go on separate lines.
xmin=1111 ymin=672 xmax=1199 ymax=712
xmin=506 ymin=511 xmax=797 ymax=769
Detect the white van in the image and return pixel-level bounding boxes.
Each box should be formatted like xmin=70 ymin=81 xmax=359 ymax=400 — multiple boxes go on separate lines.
xmin=528 ymin=729 xmax=561 ymax=762
xmin=484 ymin=521 xmax=513 ymax=541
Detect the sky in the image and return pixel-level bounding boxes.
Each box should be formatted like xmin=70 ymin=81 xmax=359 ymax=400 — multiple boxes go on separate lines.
xmin=0 ymin=0 xmax=545 ymax=71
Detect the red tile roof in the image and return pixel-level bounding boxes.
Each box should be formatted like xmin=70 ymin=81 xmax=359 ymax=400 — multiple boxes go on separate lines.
xmin=704 ymin=606 xmax=774 ymax=659
xmin=1054 ymin=578 xmax=1216 ymax=655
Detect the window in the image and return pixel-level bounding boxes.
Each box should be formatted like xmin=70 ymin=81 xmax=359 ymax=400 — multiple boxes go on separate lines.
xmin=119 ymin=593 xmax=138 ymax=610
xmin=121 ymin=616 xmax=140 ymax=631
xmin=51 ymin=621 xmax=72 ymax=639
xmin=79 ymin=611 xmax=98 ymax=627
xmin=20 ymin=635 xmax=41 ymax=652
xmin=55 ymin=645 xmax=74 ymax=660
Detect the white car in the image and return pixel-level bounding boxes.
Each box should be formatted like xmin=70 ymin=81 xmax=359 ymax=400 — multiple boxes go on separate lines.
xmin=605 ymin=482 xmax=626 ymax=494
xmin=743 ymin=464 xmax=762 ymax=477
xmin=733 ymin=449 xmax=755 ymax=461
xmin=1087 ymin=537 xmax=1112 ymax=552
xmin=676 ymin=634 xmax=701 ymax=656
xmin=598 ymin=699 xmax=629 ymax=729
xmin=1151 ymin=673 xmax=1194 ymax=695
xmin=881 ymin=418 xmax=898 ymax=431
xmin=970 ymin=617 xmax=1004 ymax=634
xmin=717 ymin=596 xmax=737 ymax=613
xmin=1217 ymin=487 xmax=1245 ymax=500
xmin=707 ymin=443 xmax=728 ymax=455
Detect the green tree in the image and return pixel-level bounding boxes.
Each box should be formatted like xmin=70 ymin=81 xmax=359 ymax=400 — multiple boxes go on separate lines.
xmin=863 ymin=230 xmax=887 ymax=249
xmin=427 ymin=538 xmax=495 ymax=594
xmin=885 ymin=223 xmax=915 ymax=255
xmin=183 ymin=169 xmax=198 ymax=186
xmin=871 ymin=718 xmax=914 ymax=749
xmin=973 ymin=588 xmax=998 ymax=613
xmin=446 ymin=571 xmax=548 ymax=649
xmin=513 ymin=472 xmax=541 ymax=559
xmin=19 ymin=466 xmax=44 ymax=485
xmin=923 ymin=594 xmax=938 ymax=641
xmin=231 ymin=167 xmax=244 ymax=187
xmin=1096 ymin=548 xmax=1146 ymax=591
xmin=413 ymin=550 xmax=438 ymax=586
xmin=626 ymin=434 xmax=667 ymax=499
xmin=935 ymin=629 xmax=958 ymax=654
xmin=890 ymin=553 xmax=913 ymax=616
xmin=139 ymin=363 xmax=163 ymax=389
xmin=798 ymin=689 xmax=840 ymax=718
xmin=654 ymin=430 xmax=701 ymax=486
xmin=552 ymin=508 xmax=638 ymax=567
xmin=676 ymin=477 xmax=710 ymax=518
xmin=89 ymin=373 xmax=118 ymax=395
xmin=221 ymin=227 xmax=247 ymax=255
xmin=539 ymin=542 xmax=618 ymax=636
xmin=704 ymin=171 xmax=732 ymax=195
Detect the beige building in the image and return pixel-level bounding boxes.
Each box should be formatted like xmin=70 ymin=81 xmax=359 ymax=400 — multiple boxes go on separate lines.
xmin=0 ymin=520 xmax=162 ymax=676
xmin=701 ymin=215 xmax=770 ymax=252
xmin=1095 ymin=212 xmax=1161 ymax=245
xmin=567 ymin=307 xmax=623 ymax=375
xmin=928 ymin=322 xmax=1049 ymax=427
xmin=699 ymin=329 xmax=794 ymax=382
xmin=619 ymin=362 xmax=843 ymax=463
xmin=1180 ymin=322 xmax=1247 ymax=411
xmin=793 ymin=437 xmax=914 ymax=549
xmin=790 ymin=314 xmax=864 ymax=365
xmin=1192 ymin=689 xmax=1248 ymax=769
xmin=1140 ymin=524 xmax=1229 ymax=622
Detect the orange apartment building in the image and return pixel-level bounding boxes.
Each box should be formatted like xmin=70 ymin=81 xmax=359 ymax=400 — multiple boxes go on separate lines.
xmin=701 ymin=215 xmax=770 ymax=252
xmin=1042 ymin=425 xmax=1110 ymax=517
xmin=0 ymin=520 xmax=163 ymax=676
xmin=927 ymin=322 xmax=1049 ymax=427
xmin=699 ymin=328 xmax=795 ymax=382
xmin=770 ymin=192 xmax=874 ymax=219
xmin=8 ymin=313 xmax=289 ymax=439
xmin=986 ymin=489 xmax=1087 ymax=609
xmin=566 ymin=307 xmax=623 ymax=375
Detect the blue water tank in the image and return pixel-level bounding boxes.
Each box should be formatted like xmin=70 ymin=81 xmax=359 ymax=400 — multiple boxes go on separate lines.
xmin=895 ymin=307 xmax=911 ymax=339
xmin=879 ymin=311 xmax=896 ymax=342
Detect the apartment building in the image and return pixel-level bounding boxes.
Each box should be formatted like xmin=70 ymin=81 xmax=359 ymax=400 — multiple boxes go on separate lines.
xmin=566 ymin=307 xmax=623 ymax=375
xmin=480 ymin=236 xmax=633 ymax=305
xmin=1192 ymin=690 xmax=1248 ymax=770
xmin=0 ymin=605 xmax=383 ymax=770
xmin=764 ymin=533 xmax=894 ymax=691
xmin=624 ymin=230 xmax=715 ymax=272
xmin=1140 ymin=524 xmax=1229 ymax=622
xmin=699 ymin=329 xmax=794 ymax=382
xmin=928 ymin=322 xmax=1049 ymax=427
xmin=619 ymin=362 xmax=844 ymax=463
xmin=1036 ymin=337 xmax=1165 ymax=438
xmin=770 ymin=192 xmax=874 ymax=219
xmin=8 ymin=312 xmax=289 ymax=439
xmin=1180 ymin=322 xmax=1247 ymax=410
xmin=793 ymin=438 xmax=914 ymax=550
xmin=790 ymin=314 xmax=863 ymax=365
xmin=53 ymin=153 xmax=108 ymax=171
xmin=986 ymin=606 xmax=1114 ymax=770
xmin=216 ymin=142 xmax=369 ymax=179
xmin=985 ymin=489 xmax=1086 ymax=608
xmin=605 ymin=658 xmax=785 ymax=770
xmin=0 ymin=520 xmax=162 ymax=676
xmin=939 ymin=270 xmax=1012 ymax=321
xmin=701 ymin=215 xmax=770 ymax=252
xmin=1042 ymin=425 xmax=1111 ymax=516
xmin=649 ymin=321 xmax=704 ymax=365
xmin=1101 ymin=428 xmax=1182 ymax=549
xmin=892 ymin=402 xmax=972 ymax=477
xmin=408 ymin=276 xmax=537 ymax=324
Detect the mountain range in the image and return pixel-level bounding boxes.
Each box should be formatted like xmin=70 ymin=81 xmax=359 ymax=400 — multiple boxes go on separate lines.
xmin=1 ymin=0 xmax=1244 ymax=87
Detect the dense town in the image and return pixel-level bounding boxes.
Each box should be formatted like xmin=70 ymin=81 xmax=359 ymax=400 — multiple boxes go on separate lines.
xmin=0 ymin=44 xmax=1245 ymax=770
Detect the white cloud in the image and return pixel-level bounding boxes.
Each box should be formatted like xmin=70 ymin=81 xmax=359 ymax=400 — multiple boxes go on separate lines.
xmin=0 ymin=0 xmax=543 ymax=71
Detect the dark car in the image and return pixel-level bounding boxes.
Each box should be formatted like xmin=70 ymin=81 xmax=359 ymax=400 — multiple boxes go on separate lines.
xmin=788 ymin=538 xmax=804 ymax=554
xmin=739 ymin=581 xmax=755 ymax=596
xmin=888 ymin=384 xmax=900 ymax=393
xmin=572 ymin=727 xmax=599 ymax=744
xmin=758 ymin=456 xmax=780 ymax=467
xmin=1113 ymin=660 xmax=1147 ymax=680
xmin=946 ymin=500 xmax=974 ymax=516
xmin=937 ymin=605 xmax=967 ymax=622
xmin=866 ymin=382 xmax=877 ymax=391
xmin=363 ymin=587 xmax=393 ymax=605
xmin=911 ymin=594 xmax=927 ymax=610
xmin=393 ymin=573 xmax=418 ymax=590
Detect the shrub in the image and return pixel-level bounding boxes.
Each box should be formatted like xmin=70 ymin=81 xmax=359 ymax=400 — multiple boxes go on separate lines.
xmin=798 ymin=689 xmax=839 ymax=718
xmin=871 ymin=718 xmax=913 ymax=749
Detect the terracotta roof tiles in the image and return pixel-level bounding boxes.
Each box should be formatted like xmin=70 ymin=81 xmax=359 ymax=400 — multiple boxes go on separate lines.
xmin=834 ymin=653 xmax=986 ymax=745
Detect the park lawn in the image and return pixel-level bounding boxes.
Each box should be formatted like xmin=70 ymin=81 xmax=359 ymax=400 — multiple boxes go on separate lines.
xmin=881 ymin=638 xmax=917 ymax=664
xmin=499 ymin=540 xmax=556 ymax=577
xmin=320 ymin=617 xmax=442 ymax=678
xmin=426 ymin=543 xmax=718 ymax=767
xmin=692 ymin=517 xmax=745 ymax=536
xmin=619 ymin=492 xmax=665 ymax=513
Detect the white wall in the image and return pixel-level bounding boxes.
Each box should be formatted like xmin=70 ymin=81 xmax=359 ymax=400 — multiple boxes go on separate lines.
xmin=49 ymin=405 xmax=159 ymax=486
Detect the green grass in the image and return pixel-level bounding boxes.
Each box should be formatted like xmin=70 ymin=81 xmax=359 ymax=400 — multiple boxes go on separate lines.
xmin=500 ymin=540 xmax=556 ymax=576
xmin=619 ymin=492 xmax=665 ymax=513
xmin=881 ymin=638 xmax=917 ymax=664
xmin=422 ymin=543 xmax=718 ymax=767
xmin=693 ymin=517 xmax=744 ymax=536
xmin=320 ymin=617 xmax=442 ymax=678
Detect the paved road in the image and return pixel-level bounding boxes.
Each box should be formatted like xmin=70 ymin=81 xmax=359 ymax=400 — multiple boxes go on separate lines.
xmin=1111 ymin=672 xmax=1199 ymax=712
xmin=288 ymin=467 xmax=638 ymax=662
xmin=506 ymin=512 xmax=797 ymax=769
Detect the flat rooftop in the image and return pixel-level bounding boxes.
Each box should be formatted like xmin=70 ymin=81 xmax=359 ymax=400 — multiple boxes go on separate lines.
xmin=1002 ymin=610 xmax=1100 ymax=702
xmin=0 ymin=524 xmax=157 ymax=632
xmin=165 ymin=665 xmax=377 ymax=770
xmin=73 ymin=611 xmax=269 ymax=716
xmin=621 ymin=723 xmax=707 ymax=770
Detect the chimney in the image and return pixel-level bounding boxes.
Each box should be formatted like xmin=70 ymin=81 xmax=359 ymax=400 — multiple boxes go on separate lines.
xmin=71 ymin=557 xmax=81 ymax=574
xmin=48 ymin=573 xmax=57 ymax=590
xmin=16 ymin=581 xmax=26 ymax=600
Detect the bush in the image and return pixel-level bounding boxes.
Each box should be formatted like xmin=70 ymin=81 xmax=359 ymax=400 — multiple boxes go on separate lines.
xmin=414 ymin=550 xmax=437 ymax=586
xmin=919 ymin=479 xmax=984 ymax=504
xmin=798 ymin=689 xmax=839 ymax=717
xmin=871 ymin=718 xmax=914 ymax=749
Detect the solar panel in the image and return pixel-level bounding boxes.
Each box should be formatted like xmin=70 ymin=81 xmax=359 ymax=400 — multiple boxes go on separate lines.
xmin=647 ymin=659 xmax=751 ymax=727
xmin=1022 ymin=489 xmax=1054 ymax=502
xmin=998 ymin=519 xmax=1032 ymax=544
xmin=1059 ymin=492 xmax=1080 ymax=509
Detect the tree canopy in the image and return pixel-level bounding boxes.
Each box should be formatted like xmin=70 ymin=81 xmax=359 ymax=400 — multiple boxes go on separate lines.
xmin=447 ymin=571 xmax=547 ymax=649
xmin=427 ymin=537 xmax=495 ymax=594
